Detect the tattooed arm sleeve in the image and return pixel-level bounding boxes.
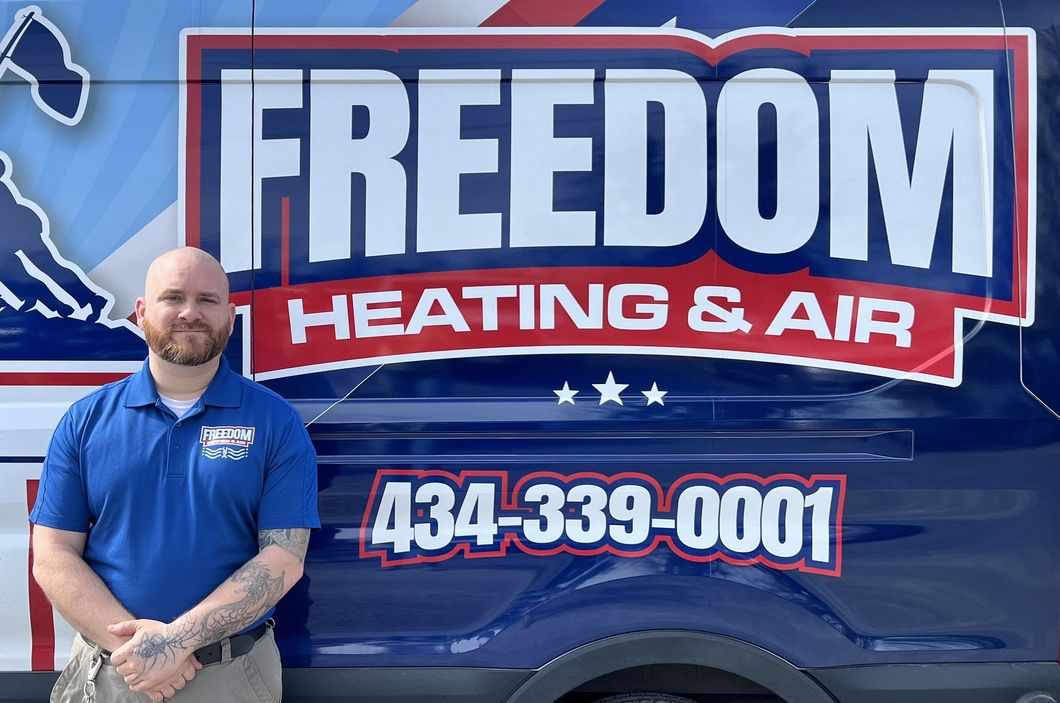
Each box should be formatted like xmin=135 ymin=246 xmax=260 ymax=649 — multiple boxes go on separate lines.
xmin=137 ymin=528 xmax=311 ymax=661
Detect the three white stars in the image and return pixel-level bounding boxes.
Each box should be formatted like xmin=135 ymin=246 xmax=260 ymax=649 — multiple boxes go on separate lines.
xmin=554 ymin=373 xmax=668 ymax=406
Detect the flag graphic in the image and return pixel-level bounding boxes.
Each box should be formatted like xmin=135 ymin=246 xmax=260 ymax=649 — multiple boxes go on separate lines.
xmin=0 ymin=5 xmax=89 ymax=125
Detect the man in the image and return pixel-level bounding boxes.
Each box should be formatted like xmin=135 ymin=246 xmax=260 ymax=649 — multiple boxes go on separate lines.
xmin=30 ymin=247 xmax=319 ymax=702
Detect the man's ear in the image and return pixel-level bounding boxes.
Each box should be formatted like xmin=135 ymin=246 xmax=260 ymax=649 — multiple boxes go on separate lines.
xmin=134 ymin=297 xmax=147 ymax=329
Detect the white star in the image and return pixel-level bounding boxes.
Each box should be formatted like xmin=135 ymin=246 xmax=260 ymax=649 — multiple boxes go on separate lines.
xmin=593 ymin=372 xmax=629 ymax=405
xmin=554 ymin=382 xmax=579 ymax=405
xmin=642 ymin=382 xmax=668 ymax=406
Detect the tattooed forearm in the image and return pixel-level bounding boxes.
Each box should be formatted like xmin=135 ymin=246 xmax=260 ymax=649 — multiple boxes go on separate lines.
xmin=258 ymin=528 xmax=310 ymax=562
xmin=122 ymin=550 xmax=299 ymax=678
xmin=135 ymin=559 xmax=286 ymax=668
xmin=179 ymin=560 xmax=286 ymax=647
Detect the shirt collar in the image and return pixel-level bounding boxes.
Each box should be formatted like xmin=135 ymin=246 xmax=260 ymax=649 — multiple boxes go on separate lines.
xmin=123 ymin=356 xmax=241 ymax=409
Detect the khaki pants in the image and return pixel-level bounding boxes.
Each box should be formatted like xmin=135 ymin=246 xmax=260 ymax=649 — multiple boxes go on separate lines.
xmin=51 ymin=629 xmax=282 ymax=703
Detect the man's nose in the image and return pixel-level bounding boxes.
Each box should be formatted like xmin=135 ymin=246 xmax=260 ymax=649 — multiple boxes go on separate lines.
xmin=178 ymin=302 xmax=203 ymax=320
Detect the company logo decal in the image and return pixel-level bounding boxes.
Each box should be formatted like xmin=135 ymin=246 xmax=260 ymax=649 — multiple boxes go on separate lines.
xmin=200 ymin=425 xmax=255 ymax=460
xmin=361 ymin=469 xmax=846 ymax=576
xmin=182 ymin=27 xmax=1036 ymax=387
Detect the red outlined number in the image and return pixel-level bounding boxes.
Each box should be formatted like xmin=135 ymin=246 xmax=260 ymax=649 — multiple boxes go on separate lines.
xmin=361 ymin=470 xmax=845 ymax=576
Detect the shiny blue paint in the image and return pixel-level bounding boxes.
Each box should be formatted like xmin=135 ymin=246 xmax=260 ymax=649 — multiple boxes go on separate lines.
xmin=0 ymin=0 xmax=1053 ymax=697
xmin=275 ymin=359 xmax=1060 ymax=668
xmin=258 ymin=0 xmax=1060 ymax=681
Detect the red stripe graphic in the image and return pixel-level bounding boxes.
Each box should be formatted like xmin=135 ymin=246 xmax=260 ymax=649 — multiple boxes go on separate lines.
xmin=481 ymin=0 xmax=607 ymax=27
xmin=26 ymin=479 xmax=55 ymax=671
xmin=0 ymin=372 xmax=129 ymax=386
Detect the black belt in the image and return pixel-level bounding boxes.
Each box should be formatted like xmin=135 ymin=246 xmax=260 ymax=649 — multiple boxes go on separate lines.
xmin=193 ymin=621 xmax=270 ymax=665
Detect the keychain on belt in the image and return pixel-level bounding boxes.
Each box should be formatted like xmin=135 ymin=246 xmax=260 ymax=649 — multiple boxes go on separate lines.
xmin=81 ymin=647 xmax=103 ymax=703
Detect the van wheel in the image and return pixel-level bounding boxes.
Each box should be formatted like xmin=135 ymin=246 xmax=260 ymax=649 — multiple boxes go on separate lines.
xmin=591 ymin=695 xmax=697 ymax=703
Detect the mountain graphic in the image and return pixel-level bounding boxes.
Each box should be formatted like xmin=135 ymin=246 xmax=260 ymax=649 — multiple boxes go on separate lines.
xmin=0 ymin=151 xmax=146 ymax=364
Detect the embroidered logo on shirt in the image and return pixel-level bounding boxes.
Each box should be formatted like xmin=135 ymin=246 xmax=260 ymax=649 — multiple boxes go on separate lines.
xmin=200 ymin=425 xmax=255 ymax=460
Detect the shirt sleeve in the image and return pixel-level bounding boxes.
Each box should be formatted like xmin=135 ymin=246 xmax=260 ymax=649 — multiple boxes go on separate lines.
xmin=257 ymin=408 xmax=320 ymax=530
xmin=29 ymin=410 xmax=91 ymax=532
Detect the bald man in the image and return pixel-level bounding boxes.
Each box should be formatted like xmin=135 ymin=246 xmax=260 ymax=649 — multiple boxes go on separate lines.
xmin=30 ymin=247 xmax=320 ymax=702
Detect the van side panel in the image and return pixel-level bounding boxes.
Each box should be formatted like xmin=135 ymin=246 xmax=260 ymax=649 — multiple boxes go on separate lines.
xmin=0 ymin=1 xmax=1058 ymax=700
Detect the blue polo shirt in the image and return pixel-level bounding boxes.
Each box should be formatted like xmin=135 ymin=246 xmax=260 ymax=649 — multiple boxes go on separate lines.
xmin=30 ymin=357 xmax=319 ymax=628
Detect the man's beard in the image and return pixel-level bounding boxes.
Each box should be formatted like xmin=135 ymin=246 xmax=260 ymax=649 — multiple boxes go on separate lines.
xmin=143 ymin=318 xmax=230 ymax=366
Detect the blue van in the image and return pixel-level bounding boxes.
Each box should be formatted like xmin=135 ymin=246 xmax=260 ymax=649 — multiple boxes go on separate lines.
xmin=1 ymin=0 xmax=1058 ymax=701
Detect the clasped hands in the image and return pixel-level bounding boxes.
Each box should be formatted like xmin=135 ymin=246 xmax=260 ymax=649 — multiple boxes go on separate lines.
xmin=107 ymin=620 xmax=202 ymax=702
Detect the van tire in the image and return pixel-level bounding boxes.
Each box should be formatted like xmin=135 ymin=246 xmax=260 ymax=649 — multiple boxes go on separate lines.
xmin=590 ymin=695 xmax=696 ymax=703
